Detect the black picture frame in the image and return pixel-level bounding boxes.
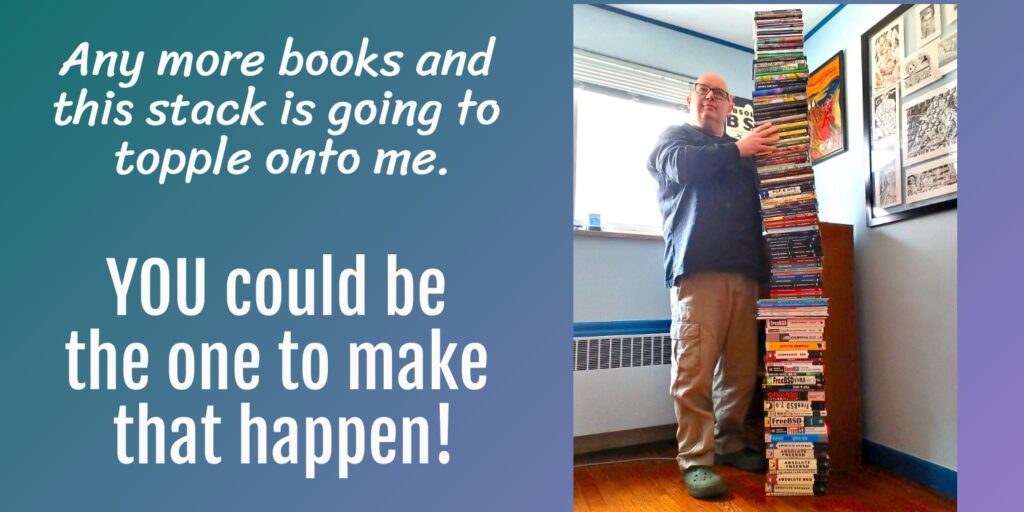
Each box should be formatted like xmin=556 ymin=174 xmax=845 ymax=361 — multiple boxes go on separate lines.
xmin=808 ymin=50 xmax=848 ymax=165
xmin=860 ymin=4 xmax=958 ymax=228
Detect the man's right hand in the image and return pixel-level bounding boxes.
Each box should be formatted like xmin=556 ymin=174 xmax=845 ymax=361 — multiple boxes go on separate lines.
xmin=736 ymin=123 xmax=781 ymax=158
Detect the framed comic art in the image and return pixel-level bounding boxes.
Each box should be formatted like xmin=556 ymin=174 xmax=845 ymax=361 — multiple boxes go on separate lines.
xmin=861 ymin=4 xmax=958 ymax=227
xmin=808 ymin=50 xmax=847 ymax=164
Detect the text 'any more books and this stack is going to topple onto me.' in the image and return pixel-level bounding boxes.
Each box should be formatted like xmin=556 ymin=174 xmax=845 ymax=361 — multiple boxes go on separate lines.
xmin=752 ymin=8 xmax=829 ymax=497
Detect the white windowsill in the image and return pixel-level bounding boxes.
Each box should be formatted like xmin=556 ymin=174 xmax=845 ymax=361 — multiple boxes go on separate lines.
xmin=572 ymin=228 xmax=663 ymax=241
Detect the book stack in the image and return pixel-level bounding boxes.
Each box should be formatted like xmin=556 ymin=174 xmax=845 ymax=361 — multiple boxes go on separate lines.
xmin=752 ymin=8 xmax=830 ymax=498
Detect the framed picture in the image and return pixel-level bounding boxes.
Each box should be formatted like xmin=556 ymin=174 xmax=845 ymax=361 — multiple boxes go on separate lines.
xmin=871 ymin=85 xmax=899 ymax=142
xmin=807 ymin=50 xmax=847 ymax=164
xmin=901 ymin=81 xmax=957 ymax=166
xmin=872 ymin=137 xmax=902 ymax=209
xmin=944 ymin=4 xmax=958 ymax=25
xmin=901 ymin=42 xmax=941 ymax=97
xmin=870 ymin=18 xmax=903 ymax=95
xmin=906 ymin=156 xmax=957 ymax=204
xmin=861 ymin=4 xmax=957 ymax=227
xmin=914 ymin=4 xmax=941 ymax=46
xmin=937 ymin=32 xmax=958 ymax=74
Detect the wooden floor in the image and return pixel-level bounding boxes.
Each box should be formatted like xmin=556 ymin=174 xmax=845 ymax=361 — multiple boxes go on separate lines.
xmin=574 ymin=441 xmax=956 ymax=511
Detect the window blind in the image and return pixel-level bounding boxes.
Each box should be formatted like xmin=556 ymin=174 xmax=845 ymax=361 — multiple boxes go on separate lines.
xmin=573 ymin=48 xmax=694 ymax=108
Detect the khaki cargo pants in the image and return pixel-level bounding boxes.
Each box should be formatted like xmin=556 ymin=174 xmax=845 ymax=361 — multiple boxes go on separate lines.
xmin=670 ymin=272 xmax=758 ymax=470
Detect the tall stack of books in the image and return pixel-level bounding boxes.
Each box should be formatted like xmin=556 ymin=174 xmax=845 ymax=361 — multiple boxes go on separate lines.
xmin=752 ymin=8 xmax=829 ymax=498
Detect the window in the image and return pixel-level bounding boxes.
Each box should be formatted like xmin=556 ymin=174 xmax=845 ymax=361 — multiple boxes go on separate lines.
xmin=574 ymin=89 xmax=682 ymax=233
xmin=572 ymin=50 xmax=694 ymax=235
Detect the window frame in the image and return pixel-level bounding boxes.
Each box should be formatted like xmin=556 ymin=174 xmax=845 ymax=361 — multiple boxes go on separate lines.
xmin=572 ymin=49 xmax=696 ymax=237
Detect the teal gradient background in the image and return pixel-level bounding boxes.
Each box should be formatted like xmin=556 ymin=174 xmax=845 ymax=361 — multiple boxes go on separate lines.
xmin=0 ymin=0 xmax=571 ymax=509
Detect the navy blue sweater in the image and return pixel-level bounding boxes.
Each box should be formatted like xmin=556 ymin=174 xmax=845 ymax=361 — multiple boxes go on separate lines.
xmin=646 ymin=124 xmax=769 ymax=288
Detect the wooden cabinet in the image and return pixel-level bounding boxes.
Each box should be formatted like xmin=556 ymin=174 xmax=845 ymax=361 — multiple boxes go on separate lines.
xmin=819 ymin=222 xmax=862 ymax=472
xmin=750 ymin=222 xmax=862 ymax=472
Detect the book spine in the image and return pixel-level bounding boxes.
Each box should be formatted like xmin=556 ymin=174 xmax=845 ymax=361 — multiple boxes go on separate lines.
xmin=760 ymin=183 xmax=815 ymax=198
xmin=765 ymin=331 xmax=824 ymax=340
xmin=769 ymin=458 xmax=831 ymax=471
xmin=766 ymin=433 xmax=829 ymax=443
xmin=766 ymin=359 xmax=826 ymax=368
xmin=763 ymin=400 xmax=827 ymax=414
xmin=764 ymin=390 xmax=825 ymax=401
xmin=765 ymin=483 xmax=827 ymax=496
xmin=769 ymin=288 xmax=824 ymax=297
xmin=766 ymin=416 xmax=827 ymax=428
xmin=768 ymin=426 xmax=829 ymax=435
xmin=765 ymin=352 xmax=826 ymax=361
xmin=768 ymin=472 xmax=829 ymax=481
xmin=765 ymin=318 xmax=826 ymax=328
xmin=765 ymin=411 xmax=828 ymax=419
xmin=752 ymin=86 xmax=803 ymax=97
xmin=766 ymin=341 xmax=827 ymax=351
xmin=766 ymin=446 xmax=828 ymax=458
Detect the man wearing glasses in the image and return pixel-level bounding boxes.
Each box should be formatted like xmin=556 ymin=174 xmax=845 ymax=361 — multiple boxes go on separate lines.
xmin=646 ymin=72 xmax=779 ymax=499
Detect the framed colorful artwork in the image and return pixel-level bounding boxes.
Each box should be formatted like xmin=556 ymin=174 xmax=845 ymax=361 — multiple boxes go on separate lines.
xmin=807 ymin=50 xmax=847 ymax=164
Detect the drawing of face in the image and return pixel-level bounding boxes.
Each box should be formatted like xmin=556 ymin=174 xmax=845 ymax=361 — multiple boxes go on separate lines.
xmin=921 ymin=6 xmax=935 ymax=25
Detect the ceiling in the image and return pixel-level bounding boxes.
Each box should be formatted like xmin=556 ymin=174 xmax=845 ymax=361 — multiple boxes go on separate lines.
xmin=608 ymin=4 xmax=841 ymax=49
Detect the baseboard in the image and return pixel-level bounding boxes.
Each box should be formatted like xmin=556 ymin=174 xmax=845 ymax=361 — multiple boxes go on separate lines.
xmin=574 ymin=424 xmax=676 ymax=455
xmin=573 ymin=319 xmax=671 ymax=337
xmin=863 ymin=439 xmax=957 ymax=498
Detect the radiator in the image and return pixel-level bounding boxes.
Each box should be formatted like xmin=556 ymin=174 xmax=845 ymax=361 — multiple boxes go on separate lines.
xmin=572 ymin=333 xmax=677 ymax=436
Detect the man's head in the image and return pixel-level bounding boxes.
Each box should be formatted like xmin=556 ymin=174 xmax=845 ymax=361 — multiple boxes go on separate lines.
xmin=688 ymin=72 xmax=734 ymax=136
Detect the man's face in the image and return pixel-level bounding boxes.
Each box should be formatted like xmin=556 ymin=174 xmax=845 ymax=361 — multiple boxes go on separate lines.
xmin=689 ymin=74 xmax=734 ymax=132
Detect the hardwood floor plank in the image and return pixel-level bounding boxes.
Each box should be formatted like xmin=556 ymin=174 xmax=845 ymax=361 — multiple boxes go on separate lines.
xmin=573 ymin=476 xmax=592 ymax=512
xmin=573 ymin=442 xmax=956 ymax=511
xmin=574 ymin=469 xmax=608 ymax=510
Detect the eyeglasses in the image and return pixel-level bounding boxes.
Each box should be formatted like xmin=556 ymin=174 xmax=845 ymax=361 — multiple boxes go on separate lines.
xmin=693 ymin=84 xmax=730 ymax=101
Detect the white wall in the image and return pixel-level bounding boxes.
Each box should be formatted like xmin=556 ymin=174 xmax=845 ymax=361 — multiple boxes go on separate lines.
xmin=805 ymin=4 xmax=957 ymax=471
xmin=573 ymin=5 xmax=754 ymax=94
xmin=573 ymin=236 xmax=667 ymax=322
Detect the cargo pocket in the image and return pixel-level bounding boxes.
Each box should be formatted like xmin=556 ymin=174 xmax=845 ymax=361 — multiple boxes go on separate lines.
xmin=672 ymin=321 xmax=701 ymax=374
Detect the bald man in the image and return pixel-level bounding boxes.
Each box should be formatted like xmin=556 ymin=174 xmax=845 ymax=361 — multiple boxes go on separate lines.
xmin=646 ymin=72 xmax=779 ymax=499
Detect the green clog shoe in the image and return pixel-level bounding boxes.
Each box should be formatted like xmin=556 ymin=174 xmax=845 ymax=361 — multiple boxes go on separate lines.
xmin=683 ymin=465 xmax=727 ymax=499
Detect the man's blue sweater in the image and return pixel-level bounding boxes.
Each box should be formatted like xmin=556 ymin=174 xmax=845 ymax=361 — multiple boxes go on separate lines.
xmin=646 ymin=123 xmax=769 ymax=288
